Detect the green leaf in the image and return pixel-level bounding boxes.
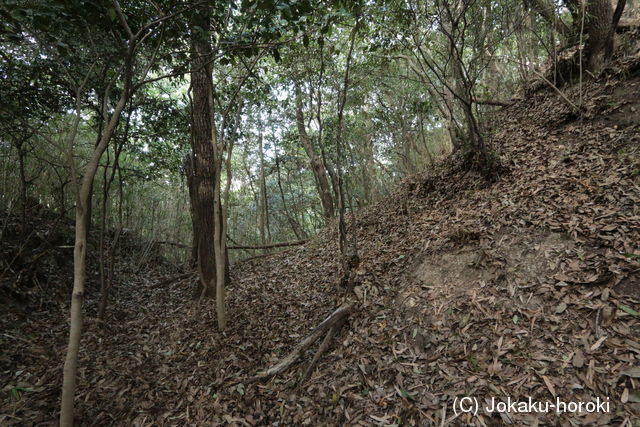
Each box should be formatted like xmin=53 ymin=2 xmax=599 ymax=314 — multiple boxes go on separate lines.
xmin=400 ymin=388 xmax=416 ymax=401
xmin=235 ymin=383 xmax=245 ymax=396
xmin=618 ymin=305 xmax=639 ymax=317
xmin=10 ymin=8 xmax=28 ymax=21
xmin=7 ymin=385 xmax=31 ymax=401
xmin=9 ymin=388 xmax=21 ymax=401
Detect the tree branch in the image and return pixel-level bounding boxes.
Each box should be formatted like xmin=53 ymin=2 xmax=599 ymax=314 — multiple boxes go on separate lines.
xmin=243 ymin=303 xmax=354 ymax=384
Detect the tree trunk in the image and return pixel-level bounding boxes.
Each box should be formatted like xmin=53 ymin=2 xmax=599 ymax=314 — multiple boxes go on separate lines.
xmin=98 ymin=108 xmax=128 ymax=321
xmin=399 ymin=116 xmax=415 ymax=175
xmin=335 ymin=18 xmax=360 ymax=288
xmin=209 ymin=87 xmax=228 ymax=331
xmin=258 ymin=132 xmax=271 ymax=246
xmin=605 ymin=0 xmax=626 ymax=59
xmin=183 ymin=153 xmax=199 ymax=265
xmin=443 ymin=3 xmax=490 ymax=173
xmin=60 ymin=62 xmax=131 ymax=426
xmin=294 ymin=82 xmax=335 ymax=221
xmin=275 ymin=152 xmax=307 ymax=239
xmin=189 ymin=2 xmax=218 ymax=299
xmin=15 ymin=141 xmax=27 ymax=229
xmin=585 ymin=0 xmax=614 ymax=71
xmin=361 ymin=132 xmax=375 ymax=204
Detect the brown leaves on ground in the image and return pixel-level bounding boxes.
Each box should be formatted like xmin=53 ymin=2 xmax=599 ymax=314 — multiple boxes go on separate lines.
xmin=2 ymin=61 xmax=640 ymax=425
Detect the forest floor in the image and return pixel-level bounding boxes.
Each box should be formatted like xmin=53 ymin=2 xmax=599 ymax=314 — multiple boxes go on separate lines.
xmin=2 ymin=57 xmax=640 ymax=425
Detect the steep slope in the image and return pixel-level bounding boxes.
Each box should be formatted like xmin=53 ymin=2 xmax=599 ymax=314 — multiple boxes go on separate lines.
xmin=1 ymin=59 xmax=639 ymax=425
xmin=223 ymin=58 xmax=640 ymax=425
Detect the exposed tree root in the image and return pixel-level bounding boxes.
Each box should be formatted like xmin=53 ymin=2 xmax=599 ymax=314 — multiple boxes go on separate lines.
xmin=243 ymin=302 xmax=353 ymax=384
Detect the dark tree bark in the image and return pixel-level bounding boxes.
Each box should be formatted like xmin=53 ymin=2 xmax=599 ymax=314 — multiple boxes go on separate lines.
xmin=585 ymin=0 xmax=614 ymax=71
xmin=15 ymin=141 xmax=27 ymax=228
xmin=605 ymin=0 xmax=626 ymax=59
xmin=531 ymin=0 xmax=619 ymax=72
xmin=188 ymin=2 xmax=218 ymax=298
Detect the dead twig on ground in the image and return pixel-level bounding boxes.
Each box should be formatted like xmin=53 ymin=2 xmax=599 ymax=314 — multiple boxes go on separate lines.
xmin=242 ymin=302 xmax=354 ymax=384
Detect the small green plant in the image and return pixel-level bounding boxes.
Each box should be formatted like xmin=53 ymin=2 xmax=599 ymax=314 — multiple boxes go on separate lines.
xmin=235 ymin=383 xmax=245 ymax=396
xmin=618 ymin=305 xmax=639 ymax=317
xmin=468 ymin=353 xmax=480 ymax=371
xmin=7 ymin=385 xmax=31 ymax=401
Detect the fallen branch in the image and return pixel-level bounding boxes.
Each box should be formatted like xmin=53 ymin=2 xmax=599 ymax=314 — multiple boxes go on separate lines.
xmin=151 ymin=239 xmax=310 ymax=251
xmin=300 ymin=317 xmax=346 ymax=384
xmin=472 ymin=98 xmax=514 ymax=107
xmin=243 ymin=302 xmax=354 ymax=384
xmin=228 ymin=239 xmax=309 ymax=250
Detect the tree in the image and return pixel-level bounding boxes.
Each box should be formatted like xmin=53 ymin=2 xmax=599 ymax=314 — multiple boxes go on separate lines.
xmin=0 ymin=1 xmax=190 ymax=423
xmin=187 ymin=0 xmax=220 ymax=305
xmin=294 ymin=81 xmax=336 ymax=221
xmin=530 ymin=0 xmax=625 ymax=72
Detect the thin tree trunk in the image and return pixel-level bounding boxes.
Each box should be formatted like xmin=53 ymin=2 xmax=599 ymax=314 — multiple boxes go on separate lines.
xmin=335 ymin=17 xmax=360 ymax=286
xmin=605 ymin=0 xmax=627 ymax=59
xmin=258 ymin=132 xmax=271 ymax=246
xmin=60 ymin=56 xmax=131 ymax=426
xmin=16 ymin=142 xmax=27 ymax=229
xmin=275 ymin=152 xmax=306 ymax=239
xmin=98 ymin=105 xmax=129 ymax=321
xmin=209 ymin=87 xmax=227 ymax=330
xmin=241 ymin=144 xmax=260 ymax=240
xmin=294 ymin=82 xmax=335 ymax=221
xmin=98 ymin=147 xmax=109 ymax=321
